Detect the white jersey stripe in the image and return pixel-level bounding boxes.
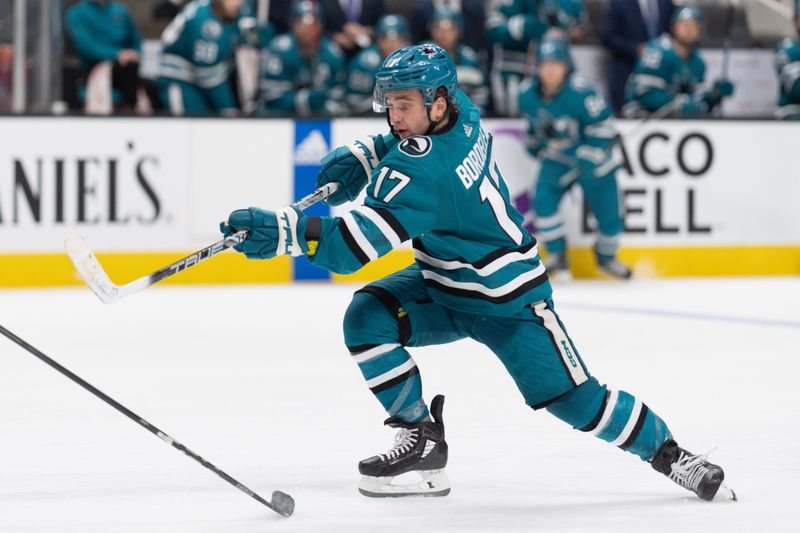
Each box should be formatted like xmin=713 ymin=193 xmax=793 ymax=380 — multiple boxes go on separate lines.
xmin=589 ymin=390 xmax=619 ymax=437
xmin=420 ymin=263 xmax=546 ymax=298
xmin=352 ymin=343 xmax=401 ymax=364
xmin=355 ymin=206 xmax=403 ymax=249
xmin=342 ymin=212 xmax=379 ymax=261
xmin=365 ymin=359 xmax=416 ymax=388
xmin=611 ymin=398 xmax=644 ymax=447
xmin=413 ymin=245 xmax=539 ymax=277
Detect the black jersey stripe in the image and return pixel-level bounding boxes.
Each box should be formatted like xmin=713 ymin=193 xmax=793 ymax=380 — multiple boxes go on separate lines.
xmin=413 ymin=239 xmax=538 ymax=270
xmin=347 ymin=343 xmax=379 ymax=355
xmin=369 ymin=366 xmax=419 ymax=394
xmin=371 ymin=207 xmax=410 ymax=242
xmin=422 ymin=272 xmax=548 ymax=304
xmin=338 ymin=218 xmax=370 ymax=266
xmin=355 ymin=285 xmax=411 ymax=345
xmin=580 ymin=389 xmax=611 ymax=432
xmin=619 ymin=404 xmax=650 ymax=450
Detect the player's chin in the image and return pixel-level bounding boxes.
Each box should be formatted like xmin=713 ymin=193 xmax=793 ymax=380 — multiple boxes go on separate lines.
xmin=395 ymin=129 xmax=412 ymax=139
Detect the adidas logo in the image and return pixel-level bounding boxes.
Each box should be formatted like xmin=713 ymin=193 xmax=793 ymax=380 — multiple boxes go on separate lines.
xmin=295 ymin=129 xmax=330 ymax=166
xmin=463 ymin=124 xmax=473 ymax=137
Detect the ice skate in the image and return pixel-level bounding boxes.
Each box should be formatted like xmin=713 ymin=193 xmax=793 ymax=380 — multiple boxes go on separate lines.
xmin=597 ymin=257 xmax=632 ymax=280
xmin=651 ymin=439 xmax=737 ymax=502
xmin=358 ymin=395 xmax=450 ymax=498
xmin=544 ymin=253 xmax=572 ymax=281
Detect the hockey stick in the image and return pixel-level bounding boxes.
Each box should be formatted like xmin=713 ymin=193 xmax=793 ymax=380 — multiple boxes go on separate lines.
xmin=0 ymin=323 xmax=295 ymax=517
xmin=67 ymin=182 xmax=340 ymax=304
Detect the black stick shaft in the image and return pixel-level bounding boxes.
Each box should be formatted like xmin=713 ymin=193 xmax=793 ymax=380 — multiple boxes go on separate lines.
xmin=0 ymin=324 xmax=293 ymax=517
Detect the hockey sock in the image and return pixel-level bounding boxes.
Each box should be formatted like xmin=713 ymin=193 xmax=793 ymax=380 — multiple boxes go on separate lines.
xmin=545 ymin=377 xmax=672 ymax=461
xmin=535 ymin=214 xmax=566 ymax=254
xmin=343 ymin=292 xmax=428 ymax=423
xmin=594 ymin=232 xmax=621 ymax=263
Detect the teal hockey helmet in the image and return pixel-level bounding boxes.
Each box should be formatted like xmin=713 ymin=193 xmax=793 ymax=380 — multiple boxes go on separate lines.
xmin=535 ymin=35 xmax=573 ymax=71
xmin=289 ymin=0 xmax=323 ymax=24
xmin=430 ymin=8 xmax=463 ymax=28
xmin=671 ymin=5 xmax=703 ymax=26
xmin=375 ymin=14 xmax=409 ymax=40
xmin=373 ymin=43 xmax=458 ymax=112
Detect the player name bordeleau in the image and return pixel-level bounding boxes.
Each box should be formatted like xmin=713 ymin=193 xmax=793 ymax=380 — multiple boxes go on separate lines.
xmin=455 ymin=126 xmax=490 ymax=189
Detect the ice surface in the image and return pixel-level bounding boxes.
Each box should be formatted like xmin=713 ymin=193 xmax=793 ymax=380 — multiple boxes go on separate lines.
xmin=1 ymin=278 xmax=798 ymax=532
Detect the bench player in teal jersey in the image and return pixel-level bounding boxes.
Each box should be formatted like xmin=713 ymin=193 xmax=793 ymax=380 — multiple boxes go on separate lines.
xmin=344 ymin=15 xmax=410 ymax=116
xmin=429 ymin=9 xmax=489 ymax=112
xmin=773 ymin=12 xmax=800 ymax=119
xmin=486 ymin=0 xmax=583 ymax=115
xmin=220 ymin=44 xmax=735 ymax=502
xmin=623 ymin=6 xmax=734 ymax=118
xmin=258 ymin=0 xmax=346 ymax=117
xmin=158 ymin=0 xmax=249 ymax=115
xmin=519 ymin=36 xmax=630 ymax=280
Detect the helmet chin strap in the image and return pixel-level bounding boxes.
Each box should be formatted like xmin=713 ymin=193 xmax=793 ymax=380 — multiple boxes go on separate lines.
xmin=425 ymin=107 xmax=444 ymax=135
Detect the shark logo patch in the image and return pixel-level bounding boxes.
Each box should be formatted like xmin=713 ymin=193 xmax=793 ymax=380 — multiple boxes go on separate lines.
xmin=398 ymin=136 xmax=432 ymax=158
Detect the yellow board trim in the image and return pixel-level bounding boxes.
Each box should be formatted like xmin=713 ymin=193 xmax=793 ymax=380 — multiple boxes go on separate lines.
xmin=331 ymin=245 xmax=800 ymax=283
xmin=1 ymin=245 xmax=798 ymax=288
xmin=0 ymin=252 xmax=291 ymax=288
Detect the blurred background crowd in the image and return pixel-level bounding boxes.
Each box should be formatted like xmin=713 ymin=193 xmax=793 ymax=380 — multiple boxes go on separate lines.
xmin=1 ymin=0 xmax=798 ymax=118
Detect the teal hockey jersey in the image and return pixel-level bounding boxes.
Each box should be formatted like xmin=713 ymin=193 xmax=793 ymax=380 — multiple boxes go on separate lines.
xmin=66 ymin=0 xmax=141 ymax=72
xmin=519 ymin=75 xmax=617 ymax=174
xmin=451 ymin=44 xmax=489 ymax=110
xmin=259 ymin=33 xmax=346 ymax=116
xmin=486 ymin=0 xmax=547 ymax=54
xmin=774 ymin=38 xmax=800 ymax=119
xmin=624 ymin=35 xmax=711 ymax=116
xmin=308 ymin=90 xmax=551 ymax=316
xmin=159 ymin=0 xmax=243 ymax=89
xmin=344 ymin=45 xmax=385 ymax=115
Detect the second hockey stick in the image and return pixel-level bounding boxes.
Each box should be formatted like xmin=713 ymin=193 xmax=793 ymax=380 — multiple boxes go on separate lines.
xmin=67 ymin=182 xmax=340 ymax=304
xmin=0 ymin=323 xmax=295 ymax=517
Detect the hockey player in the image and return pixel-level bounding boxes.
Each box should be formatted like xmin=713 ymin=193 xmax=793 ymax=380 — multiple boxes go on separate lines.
xmin=519 ymin=36 xmax=630 ymax=280
xmin=258 ymin=0 xmax=346 ymax=117
xmin=622 ymin=6 xmax=735 ymax=118
xmin=158 ymin=0 xmax=248 ymax=115
xmin=485 ymin=0 xmax=584 ymax=115
xmin=220 ymin=44 xmax=735 ymax=502
xmin=429 ymin=9 xmax=489 ymax=111
xmin=773 ymin=13 xmax=800 ymax=119
xmin=344 ymin=14 xmax=410 ymax=116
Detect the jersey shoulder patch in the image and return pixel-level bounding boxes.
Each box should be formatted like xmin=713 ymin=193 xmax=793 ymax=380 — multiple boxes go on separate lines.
xmin=398 ymin=135 xmax=433 ymax=158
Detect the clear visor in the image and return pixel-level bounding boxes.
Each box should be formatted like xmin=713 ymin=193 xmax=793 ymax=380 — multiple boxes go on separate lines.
xmin=372 ymin=85 xmax=428 ymax=113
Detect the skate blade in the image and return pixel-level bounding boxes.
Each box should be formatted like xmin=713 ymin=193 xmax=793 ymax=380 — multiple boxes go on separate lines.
xmin=713 ymin=482 xmax=737 ymax=502
xmin=358 ymin=469 xmax=451 ymax=498
xmin=549 ymin=270 xmax=573 ymax=282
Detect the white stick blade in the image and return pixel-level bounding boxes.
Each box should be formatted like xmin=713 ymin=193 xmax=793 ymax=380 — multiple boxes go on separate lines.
xmin=65 ymin=235 xmax=119 ymax=304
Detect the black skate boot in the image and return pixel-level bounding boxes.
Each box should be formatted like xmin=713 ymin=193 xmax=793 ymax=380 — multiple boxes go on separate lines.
xmin=544 ymin=253 xmax=572 ymax=281
xmin=651 ymin=439 xmax=737 ymax=501
xmin=358 ymin=395 xmax=450 ymax=497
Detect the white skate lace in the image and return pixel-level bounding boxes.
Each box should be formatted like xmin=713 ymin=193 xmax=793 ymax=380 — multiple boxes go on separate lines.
xmin=378 ymin=428 xmax=418 ymax=461
xmin=669 ymin=449 xmax=714 ymax=493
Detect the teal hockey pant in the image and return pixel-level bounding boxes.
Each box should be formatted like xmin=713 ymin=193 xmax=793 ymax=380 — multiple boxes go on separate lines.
xmin=343 ymin=265 xmax=671 ymax=461
xmin=533 ymin=159 xmax=624 ymax=262
xmin=158 ymin=78 xmax=237 ymax=115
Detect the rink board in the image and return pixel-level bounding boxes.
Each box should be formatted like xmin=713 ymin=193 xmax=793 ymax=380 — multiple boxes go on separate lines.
xmin=0 ymin=117 xmax=798 ymax=287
